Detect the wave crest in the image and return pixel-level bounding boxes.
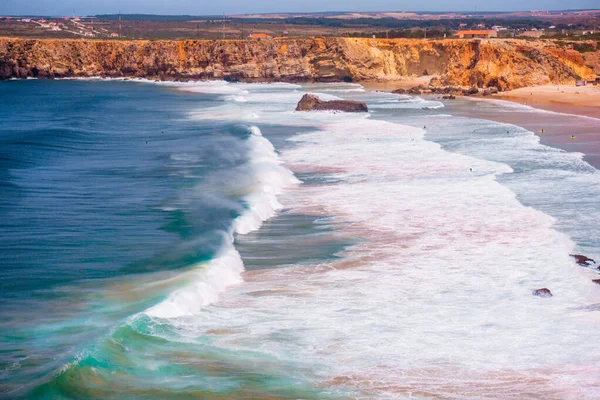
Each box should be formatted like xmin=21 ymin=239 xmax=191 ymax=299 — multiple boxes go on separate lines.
xmin=145 ymin=126 xmax=298 ymax=318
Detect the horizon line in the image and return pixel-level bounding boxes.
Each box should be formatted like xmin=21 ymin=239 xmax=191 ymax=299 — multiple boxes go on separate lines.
xmin=1 ymin=8 xmax=599 ymax=18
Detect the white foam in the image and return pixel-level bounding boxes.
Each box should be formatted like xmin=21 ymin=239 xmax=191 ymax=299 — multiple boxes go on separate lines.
xmin=224 ymin=95 xmax=248 ymax=102
xmin=278 ymin=119 xmax=599 ymax=390
xmin=188 ymin=94 xmax=371 ymax=125
xmin=167 ymin=111 xmax=600 ymax=397
xmin=248 ymin=126 xmax=262 ymax=136
xmin=140 ymin=82 xmax=600 ymax=397
xmin=144 ymin=125 xmax=299 ymax=318
xmin=145 ymin=240 xmax=244 ymax=319
xmin=178 ymin=82 xmax=250 ymax=95
xmin=469 ymin=97 xmax=600 ymax=122
xmin=232 ymin=127 xmax=301 ymax=234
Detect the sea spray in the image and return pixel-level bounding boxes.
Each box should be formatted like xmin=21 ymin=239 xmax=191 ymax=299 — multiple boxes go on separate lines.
xmin=146 ymin=126 xmax=300 ymax=318
xmin=233 ymin=126 xmax=301 ymax=234
xmin=144 ymin=240 xmax=244 ymax=318
xmin=5 ymin=80 xmax=600 ymax=399
xmin=167 ymin=116 xmax=598 ymax=398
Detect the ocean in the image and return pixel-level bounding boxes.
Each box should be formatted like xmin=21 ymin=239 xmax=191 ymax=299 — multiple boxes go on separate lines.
xmin=1 ymin=79 xmax=599 ymax=399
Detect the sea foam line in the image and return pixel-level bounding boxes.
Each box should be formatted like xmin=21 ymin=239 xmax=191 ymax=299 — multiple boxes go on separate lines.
xmin=470 ymin=97 xmax=600 ymax=122
xmin=145 ymin=126 xmax=300 ymax=319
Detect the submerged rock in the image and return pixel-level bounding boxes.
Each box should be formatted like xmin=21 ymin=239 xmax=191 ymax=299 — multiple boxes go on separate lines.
xmin=482 ymin=87 xmax=499 ymax=96
xmin=392 ymin=88 xmax=407 ymax=94
xmin=570 ymin=254 xmax=596 ymax=266
xmin=296 ymin=94 xmax=368 ymax=113
xmin=593 ymin=279 xmax=600 ymax=286
xmin=532 ymin=288 xmax=553 ymax=298
xmin=442 ymin=95 xmax=456 ymax=100
xmin=435 ymin=86 xmax=463 ymax=95
xmin=407 ymin=86 xmax=423 ymax=95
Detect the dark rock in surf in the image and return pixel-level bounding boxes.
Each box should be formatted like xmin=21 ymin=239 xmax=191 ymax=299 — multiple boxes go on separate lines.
xmin=407 ymin=86 xmax=423 ymax=95
xmin=392 ymin=88 xmax=407 ymax=94
xmin=296 ymin=94 xmax=368 ymax=113
xmin=442 ymin=95 xmax=456 ymax=100
xmin=570 ymin=254 xmax=596 ymax=267
xmin=532 ymin=288 xmax=553 ymax=298
xmin=463 ymin=87 xmax=479 ymax=96
xmin=592 ymin=279 xmax=600 ymax=286
xmin=482 ymin=87 xmax=499 ymax=96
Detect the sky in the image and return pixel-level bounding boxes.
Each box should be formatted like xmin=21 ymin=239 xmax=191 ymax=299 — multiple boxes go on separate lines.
xmin=0 ymin=0 xmax=597 ymax=16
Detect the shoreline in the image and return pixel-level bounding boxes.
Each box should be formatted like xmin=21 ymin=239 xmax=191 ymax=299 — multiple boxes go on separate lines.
xmin=5 ymin=76 xmax=599 ymax=168
xmin=457 ymin=92 xmax=600 ymax=170
xmin=364 ymin=81 xmax=600 ymax=169
xmin=458 ymin=96 xmax=600 ymax=170
xmin=363 ymin=81 xmax=600 ymax=120
xmin=494 ymin=85 xmax=600 ymax=120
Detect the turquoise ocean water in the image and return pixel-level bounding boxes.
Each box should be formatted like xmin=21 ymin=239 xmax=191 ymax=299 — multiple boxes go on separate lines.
xmin=1 ymin=79 xmax=600 ymax=399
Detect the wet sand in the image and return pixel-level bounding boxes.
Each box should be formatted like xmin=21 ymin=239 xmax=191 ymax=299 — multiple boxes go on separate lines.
xmin=495 ymin=85 xmax=600 ymax=120
xmin=362 ymin=82 xmax=600 ymax=169
xmin=448 ymin=97 xmax=600 ymax=170
xmin=364 ymin=82 xmax=600 ymax=119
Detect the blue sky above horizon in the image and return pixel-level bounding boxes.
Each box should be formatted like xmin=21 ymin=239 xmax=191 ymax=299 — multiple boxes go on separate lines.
xmin=0 ymin=0 xmax=597 ymax=16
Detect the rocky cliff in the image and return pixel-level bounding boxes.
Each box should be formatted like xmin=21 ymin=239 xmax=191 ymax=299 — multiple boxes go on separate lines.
xmin=0 ymin=37 xmax=596 ymax=90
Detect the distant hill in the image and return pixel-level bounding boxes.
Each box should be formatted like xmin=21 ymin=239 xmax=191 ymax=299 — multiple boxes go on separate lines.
xmin=95 ymin=14 xmax=221 ymax=21
xmin=95 ymin=9 xmax=600 ymax=22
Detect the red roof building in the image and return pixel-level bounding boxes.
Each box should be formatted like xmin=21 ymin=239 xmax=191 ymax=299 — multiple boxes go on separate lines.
xmin=455 ymin=30 xmax=498 ymax=38
xmin=247 ymin=33 xmax=272 ymax=40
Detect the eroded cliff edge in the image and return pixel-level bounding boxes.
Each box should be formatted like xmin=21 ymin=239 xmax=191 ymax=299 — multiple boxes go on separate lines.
xmin=0 ymin=37 xmax=596 ymax=90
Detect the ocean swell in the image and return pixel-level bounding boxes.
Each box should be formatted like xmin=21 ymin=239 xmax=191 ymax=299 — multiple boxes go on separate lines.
xmin=145 ymin=125 xmax=299 ymax=318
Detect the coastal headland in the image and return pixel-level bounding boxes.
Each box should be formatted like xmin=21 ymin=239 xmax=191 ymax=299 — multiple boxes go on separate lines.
xmin=0 ymin=37 xmax=596 ymax=91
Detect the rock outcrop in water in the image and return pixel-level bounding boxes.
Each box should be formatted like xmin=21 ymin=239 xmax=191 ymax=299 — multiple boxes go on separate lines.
xmin=570 ymin=254 xmax=596 ymax=267
xmin=0 ymin=37 xmax=596 ymax=90
xmin=532 ymin=288 xmax=553 ymax=298
xmin=296 ymin=94 xmax=368 ymax=112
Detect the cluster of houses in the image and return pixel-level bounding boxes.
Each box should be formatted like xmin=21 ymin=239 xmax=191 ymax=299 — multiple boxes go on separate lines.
xmin=243 ymin=25 xmax=561 ymax=41
xmin=12 ymin=17 xmax=68 ymax=32
xmin=244 ymin=30 xmax=538 ymax=40
xmin=454 ymin=30 xmax=498 ymax=38
xmin=454 ymin=25 xmax=596 ymax=39
xmin=1 ymin=16 xmax=120 ymax=38
xmin=247 ymin=33 xmax=273 ymax=40
xmin=0 ymin=15 xmax=594 ymax=43
xmin=454 ymin=26 xmax=556 ymax=39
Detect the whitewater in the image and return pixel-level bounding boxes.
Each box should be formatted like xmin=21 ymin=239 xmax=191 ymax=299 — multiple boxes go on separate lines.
xmin=145 ymin=124 xmax=301 ymax=319
xmin=1 ymin=79 xmax=600 ymax=399
xmin=141 ymin=81 xmax=600 ymax=398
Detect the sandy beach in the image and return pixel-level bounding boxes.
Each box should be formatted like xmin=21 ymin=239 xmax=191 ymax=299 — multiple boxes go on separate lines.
xmin=454 ymin=96 xmax=600 ymax=169
xmin=364 ymin=81 xmax=600 ymax=119
xmin=465 ymin=86 xmax=600 ymax=169
xmin=363 ymin=80 xmax=600 ymax=168
xmin=495 ymin=85 xmax=600 ymax=120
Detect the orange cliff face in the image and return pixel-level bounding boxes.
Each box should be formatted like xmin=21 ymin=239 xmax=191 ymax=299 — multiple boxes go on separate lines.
xmin=0 ymin=37 xmax=596 ymax=90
